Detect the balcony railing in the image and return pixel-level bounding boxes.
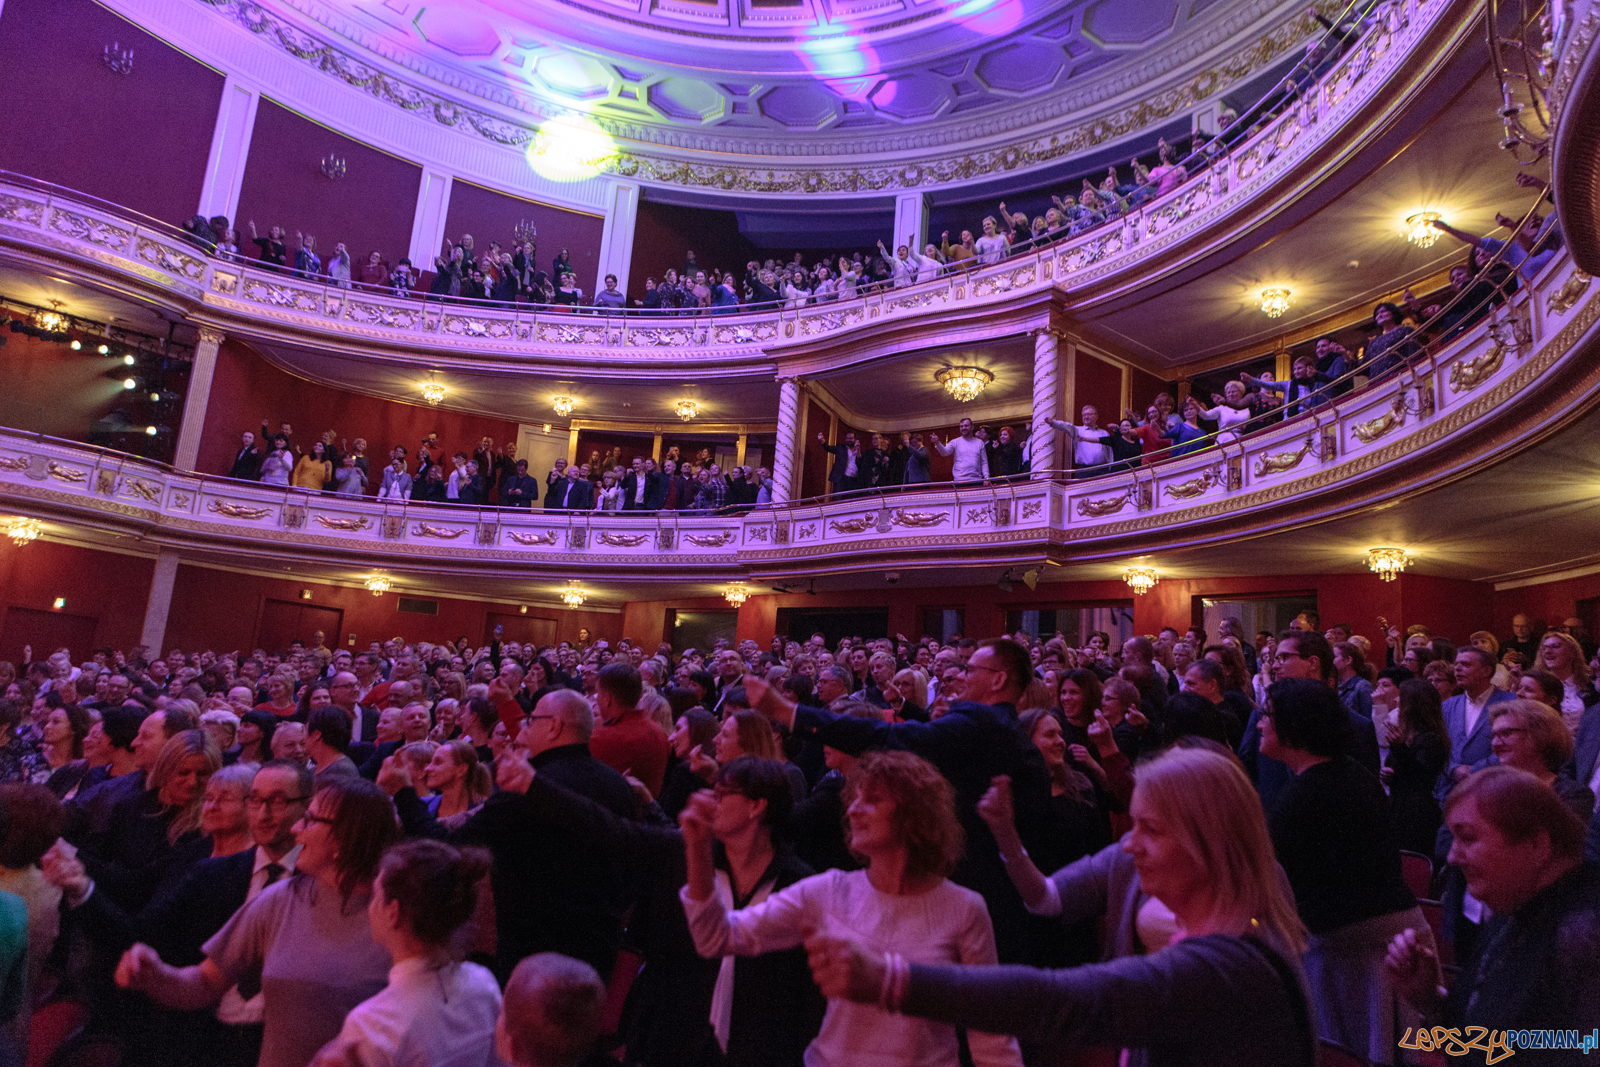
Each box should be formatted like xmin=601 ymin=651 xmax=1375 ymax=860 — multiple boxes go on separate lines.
xmin=0 ymin=0 xmax=1457 ymax=365
xmin=0 ymin=242 xmax=1591 ymax=577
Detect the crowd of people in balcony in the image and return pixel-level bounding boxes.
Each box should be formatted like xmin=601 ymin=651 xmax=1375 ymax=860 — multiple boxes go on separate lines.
xmin=0 ymin=600 xmax=1595 ymax=1067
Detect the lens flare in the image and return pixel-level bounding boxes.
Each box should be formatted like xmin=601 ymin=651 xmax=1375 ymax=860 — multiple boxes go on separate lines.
xmin=525 ymin=113 xmax=616 ymax=184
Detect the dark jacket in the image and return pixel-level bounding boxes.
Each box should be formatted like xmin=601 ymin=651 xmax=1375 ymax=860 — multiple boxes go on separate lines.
xmin=621 ymin=471 xmax=663 ymax=511
xmin=228 ymin=443 xmax=263 ymax=481
xmin=544 ymin=473 xmax=568 ymax=509
xmin=500 ymin=473 xmax=539 ymax=507
xmin=394 ymin=743 xmax=636 ymax=982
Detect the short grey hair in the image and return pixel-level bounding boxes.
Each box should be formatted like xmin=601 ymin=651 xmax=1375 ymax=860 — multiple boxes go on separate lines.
xmin=542 ymin=689 xmax=595 ymax=743
xmin=209 ymin=762 xmax=257 ymax=794
xmin=820 ymin=665 xmax=852 ymax=687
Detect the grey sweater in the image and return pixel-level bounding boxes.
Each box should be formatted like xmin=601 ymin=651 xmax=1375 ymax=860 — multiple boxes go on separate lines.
xmin=901 ymin=933 xmax=1314 ymax=1067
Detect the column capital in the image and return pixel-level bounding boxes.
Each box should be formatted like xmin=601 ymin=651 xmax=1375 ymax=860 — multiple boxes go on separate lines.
xmin=196 ymin=326 xmax=226 ymax=348
xmin=775 ymin=374 xmax=805 ymax=387
xmin=1030 ymin=325 xmax=1067 ymax=341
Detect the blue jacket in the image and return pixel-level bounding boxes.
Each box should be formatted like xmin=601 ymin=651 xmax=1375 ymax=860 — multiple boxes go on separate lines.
xmin=1442 ymin=687 xmax=1515 ymax=776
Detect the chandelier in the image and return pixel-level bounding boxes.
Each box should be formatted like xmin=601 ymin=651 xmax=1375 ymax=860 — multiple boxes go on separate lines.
xmin=31 ymin=302 xmax=68 ymax=335
xmin=552 ymin=396 xmax=575 ymax=417
xmin=364 ymin=575 xmax=391 ymax=596
xmin=1258 ymin=288 xmax=1292 ymax=318
xmin=724 ymin=583 xmax=750 ymax=607
xmin=935 ymin=366 xmax=994 ymax=403
xmin=1366 ymin=547 xmax=1410 ymax=582
xmin=1123 ymin=566 xmax=1158 ymax=596
xmin=560 ymin=580 xmax=587 ymax=607
xmin=1403 ymin=212 xmax=1442 ymax=248
xmin=6 ymin=518 xmax=41 ymax=547
xmin=675 ymin=400 xmax=699 ymax=422
xmin=421 ymin=381 xmax=446 ymax=405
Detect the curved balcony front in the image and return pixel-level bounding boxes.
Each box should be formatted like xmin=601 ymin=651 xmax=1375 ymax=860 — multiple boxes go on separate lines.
xmin=0 ymin=0 xmax=1482 ymax=378
xmin=2 ymin=243 xmax=1595 ymax=586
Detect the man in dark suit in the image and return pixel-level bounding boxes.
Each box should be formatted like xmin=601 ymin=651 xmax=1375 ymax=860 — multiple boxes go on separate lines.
xmin=327 ymin=672 xmax=379 ymax=757
xmin=500 ymin=459 xmax=539 ymax=508
xmin=561 ymin=465 xmax=594 ymax=511
xmin=816 ymin=430 xmax=859 ymax=494
xmin=227 ymin=431 xmax=262 ymax=480
xmin=381 ymin=689 xmax=636 ymax=983
xmin=621 ymin=458 xmax=663 ymax=512
xmin=544 ymin=459 xmax=569 ymax=510
xmin=1440 ymin=646 xmax=1514 ymax=795
xmin=1238 ymin=629 xmax=1381 ymax=809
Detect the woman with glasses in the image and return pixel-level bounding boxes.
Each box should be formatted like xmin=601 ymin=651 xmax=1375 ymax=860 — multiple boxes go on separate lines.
xmin=114 ymin=777 xmax=399 ymax=1067
xmin=1484 ymin=700 xmax=1593 ymax=819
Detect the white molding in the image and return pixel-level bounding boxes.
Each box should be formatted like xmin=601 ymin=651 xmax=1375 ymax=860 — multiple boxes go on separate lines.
xmin=197 ymin=76 xmax=259 ymax=223
xmin=1492 ymin=561 xmax=1600 ymax=592
xmin=595 ymin=181 xmax=640 ymax=296
xmin=893 ymin=192 xmax=928 ymax=257
xmin=407 ymin=169 xmax=453 ymax=270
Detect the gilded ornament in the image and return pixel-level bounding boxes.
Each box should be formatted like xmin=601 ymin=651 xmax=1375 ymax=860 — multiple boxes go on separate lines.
xmin=1163 ymin=470 xmax=1214 ymax=499
xmin=208 ymin=500 xmax=271 ymax=520
xmin=797 ymin=524 xmax=817 ymax=539
xmin=506 ymin=530 xmax=559 ymax=545
xmin=122 ymin=479 xmax=161 ymax=504
xmin=596 ymin=531 xmax=649 ymax=548
xmin=316 ymin=515 xmax=373 ymax=532
xmin=684 ymin=531 xmax=736 ymax=547
xmin=966 ymin=506 xmax=991 ymax=524
xmin=747 ymin=526 xmax=769 ymax=542
xmin=0 ymin=456 xmax=28 ymax=472
xmin=1253 ymin=438 xmax=1314 ymax=477
xmin=46 ymin=462 xmax=87 ymax=484
xmin=1545 ymin=271 xmax=1591 ymax=315
xmin=1351 ymin=400 xmax=1405 ymax=444
xmin=1075 ymin=491 xmax=1131 ymax=517
xmin=410 ymin=522 xmax=467 ymax=539
xmin=1449 ymin=338 xmax=1508 ymax=393
xmin=95 ymin=472 xmax=117 ymax=496
xmin=1021 ymin=501 xmax=1043 ymax=520
xmin=890 ymin=510 xmax=951 ymax=528
xmin=169 ymin=492 xmax=191 ymax=509
xmin=828 ymin=515 xmax=876 ymax=534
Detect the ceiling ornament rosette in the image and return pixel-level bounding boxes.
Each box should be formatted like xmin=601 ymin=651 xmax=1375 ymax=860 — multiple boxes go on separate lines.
xmin=187 ymin=0 xmax=1321 ymax=193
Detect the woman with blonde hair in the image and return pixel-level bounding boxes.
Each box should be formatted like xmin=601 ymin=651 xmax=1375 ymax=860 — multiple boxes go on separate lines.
xmin=809 ymin=745 xmax=1312 ymax=1066
xmin=1533 ymin=630 xmax=1596 ymax=732
xmin=886 ymin=668 xmax=928 ymax=722
xmin=423 ymin=739 xmax=492 ymax=828
xmin=680 ymin=750 xmax=1024 ymax=1067
xmin=1486 ymin=699 xmax=1593 ymax=817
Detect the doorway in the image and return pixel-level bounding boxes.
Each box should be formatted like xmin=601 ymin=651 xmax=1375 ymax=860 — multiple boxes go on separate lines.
xmin=1200 ymin=593 xmax=1318 ymax=646
xmin=778 ymin=608 xmax=889 ymax=646
xmin=1005 ymin=603 xmax=1135 ymax=646
xmin=0 ymin=606 xmax=100 ymax=665
xmin=255 ymin=599 xmax=344 ymax=654
xmin=668 ymin=610 xmax=738 ymax=654
xmin=484 ymin=613 xmax=558 ymax=649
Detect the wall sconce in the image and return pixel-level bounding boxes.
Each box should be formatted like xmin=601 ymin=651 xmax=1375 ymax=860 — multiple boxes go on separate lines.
xmin=103 ymin=42 xmax=133 ymax=76
xmin=300 ymin=589 xmax=313 ymax=600
xmin=6 ymin=518 xmax=41 ymax=547
xmin=513 ymin=219 xmax=538 ymax=246
xmin=320 ymin=154 xmax=347 ymax=180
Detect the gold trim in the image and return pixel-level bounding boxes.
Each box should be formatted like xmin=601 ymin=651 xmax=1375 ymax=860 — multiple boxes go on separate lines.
xmin=596 ymin=531 xmax=649 ymax=547
xmin=828 ymin=515 xmax=876 ymax=534
xmin=46 ymin=462 xmax=86 ymax=484
xmin=208 ymin=500 xmax=271 ymax=520
xmin=1253 ymin=438 xmax=1314 ymax=477
xmin=890 ymin=509 xmax=950 ymax=528
xmin=411 ymin=522 xmax=467 ymax=539
xmin=1351 ymin=398 xmax=1406 ymax=444
xmin=1449 ymin=337 xmax=1507 ymax=393
xmin=684 ymin=531 xmax=737 ymax=547
xmin=506 ymin=530 xmax=559 ymax=545
xmin=315 ymin=515 xmax=373 ymax=531
xmin=1075 ymin=491 xmax=1131 ymax=517
xmin=1546 ymin=270 xmax=1592 ymax=315
xmin=1163 ymin=470 xmax=1214 ymax=499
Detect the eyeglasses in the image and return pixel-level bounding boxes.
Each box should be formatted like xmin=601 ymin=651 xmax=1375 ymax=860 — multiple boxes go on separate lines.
xmin=961 ymin=663 xmax=1001 ymax=676
xmin=1490 ymin=727 xmax=1525 ymax=741
xmin=246 ymin=794 xmax=309 ymax=812
xmin=296 ymin=812 xmax=336 ymax=827
xmin=1273 ymin=651 xmax=1309 ymax=663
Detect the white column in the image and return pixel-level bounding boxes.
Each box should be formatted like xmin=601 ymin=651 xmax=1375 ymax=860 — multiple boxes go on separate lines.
xmin=174 ymin=327 xmax=224 ymax=472
xmin=408 ymin=168 xmax=454 ymax=269
xmin=197 ymin=77 xmax=260 ymax=223
xmin=893 ymin=191 xmax=929 ymax=254
xmin=770 ymin=377 xmax=801 ymax=503
xmin=1031 ymin=329 xmax=1064 ymax=479
xmin=595 ymin=181 xmax=640 ymax=296
xmin=139 ymin=548 xmax=181 ymax=655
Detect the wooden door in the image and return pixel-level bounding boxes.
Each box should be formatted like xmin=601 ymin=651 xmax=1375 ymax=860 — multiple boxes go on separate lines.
xmin=484 ymin=613 xmax=557 ymax=648
xmin=255 ymin=600 xmax=344 ymax=654
xmin=0 ymin=606 xmax=100 ymax=665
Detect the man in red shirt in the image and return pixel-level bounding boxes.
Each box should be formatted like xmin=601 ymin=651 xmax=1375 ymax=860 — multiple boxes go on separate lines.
xmin=589 ymin=662 xmax=670 ymax=797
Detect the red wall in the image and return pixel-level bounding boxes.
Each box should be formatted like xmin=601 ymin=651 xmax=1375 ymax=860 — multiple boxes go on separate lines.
xmin=0 ymin=0 xmax=222 ymax=224
xmin=574 ymin=429 xmax=654 ymax=469
xmin=440 ymin=180 xmax=605 ymax=291
xmin=800 ymin=399 xmax=830 ymax=498
xmin=1076 ymin=354 xmax=1123 ymax=422
xmin=0 ymin=541 xmax=155 ymax=663
xmin=196 ymin=340 xmax=520 ymax=486
xmin=1493 ymin=573 xmax=1600 ymax=638
xmin=163 ymin=564 xmax=619 ymax=654
xmin=1127 ymin=367 xmax=1172 ymax=415
xmin=628 ymin=200 xmax=763 ymax=304
xmin=235 ymin=100 xmax=421 ymax=267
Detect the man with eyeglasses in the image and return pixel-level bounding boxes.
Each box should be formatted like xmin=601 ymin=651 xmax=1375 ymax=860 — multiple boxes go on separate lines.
xmin=1238 ymin=630 xmax=1380 ymax=808
xmin=327 ymin=671 xmax=379 ymax=764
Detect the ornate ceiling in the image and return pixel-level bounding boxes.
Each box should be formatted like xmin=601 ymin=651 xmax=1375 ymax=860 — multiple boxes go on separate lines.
xmin=239 ymin=0 xmax=1311 ymax=162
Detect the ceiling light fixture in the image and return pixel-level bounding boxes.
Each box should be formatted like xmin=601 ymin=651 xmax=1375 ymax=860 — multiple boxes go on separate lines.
xmin=1366 ymin=547 xmax=1410 ymax=582
xmin=421 ymin=381 xmax=446 ymax=405
xmin=552 ymin=396 xmax=575 ymax=417
xmin=364 ymin=575 xmax=392 ymax=596
xmin=724 ymin=583 xmax=750 ymax=607
xmin=935 ymin=365 xmax=994 ymax=403
xmin=560 ymin=580 xmax=587 ymax=607
xmin=1123 ymin=566 xmax=1158 ymax=596
xmin=1258 ymin=288 xmax=1292 ymax=318
xmin=1403 ymin=212 xmax=1442 ymax=248
xmin=675 ymin=400 xmax=699 ymax=422
xmin=31 ymin=302 xmax=68 ymax=335
xmin=6 ymin=518 xmax=41 ymax=547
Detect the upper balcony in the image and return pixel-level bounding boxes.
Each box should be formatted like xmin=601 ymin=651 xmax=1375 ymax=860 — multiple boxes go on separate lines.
xmin=0 ymin=0 xmax=1487 ymax=379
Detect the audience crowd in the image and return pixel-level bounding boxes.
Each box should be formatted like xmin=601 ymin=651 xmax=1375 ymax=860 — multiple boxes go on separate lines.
xmin=0 ymin=603 xmax=1594 ymax=1066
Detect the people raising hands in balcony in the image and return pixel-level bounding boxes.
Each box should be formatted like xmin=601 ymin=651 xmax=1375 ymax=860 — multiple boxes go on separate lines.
xmin=246 ymin=220 xmax=288 ymax=270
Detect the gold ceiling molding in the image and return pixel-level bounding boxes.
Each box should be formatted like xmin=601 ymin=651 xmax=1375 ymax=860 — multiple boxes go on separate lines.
xmin=191 ymin=0 xmax=1321 ymax=193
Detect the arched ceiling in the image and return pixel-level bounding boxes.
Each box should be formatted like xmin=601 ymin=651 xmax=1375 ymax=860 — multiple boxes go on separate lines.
xmin=250 ymin=0 xmax=1309 ymax=156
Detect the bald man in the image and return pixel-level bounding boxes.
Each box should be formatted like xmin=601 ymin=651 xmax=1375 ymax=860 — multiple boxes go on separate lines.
xmin=497 ymin=953 xmax=605 ymax=1067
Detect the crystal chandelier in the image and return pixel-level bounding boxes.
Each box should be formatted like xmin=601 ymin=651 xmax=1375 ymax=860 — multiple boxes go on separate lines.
xmin=421 ymin=381 xmax=446 ymax=405
xmin=6 ymin=518 xmax=41 ymax=547
xmin=1258 ymin=288 xmax=1292 ymax=318
xmin=552 ymin=396 xmax=575 ymax=417
xmin=1403 ymin=212 xmax=1442 ymax=248
xmin=364 ymin=575 xmax=391 ymax=596
xmin=1366 ymin=547 xmax=1410 ymax=582
xmin=31 ymin=301 xmax=68 ymax=334
xmin=724 ymin=583 xmax=750 ymax=607
xmin=675 ymin=400 xmax=699 ymax=422
xmin=1123 ymin=566 xmax=1158 ymax=595
xmin=560 ymin=580 xmax=587 ymax=607
xmin=935 ymin=366 xmax=994 ymax=403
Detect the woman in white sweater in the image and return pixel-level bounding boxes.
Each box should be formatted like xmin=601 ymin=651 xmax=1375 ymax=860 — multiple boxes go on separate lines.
xmin=679 ymin=750 xmax=1022 ymax=1067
